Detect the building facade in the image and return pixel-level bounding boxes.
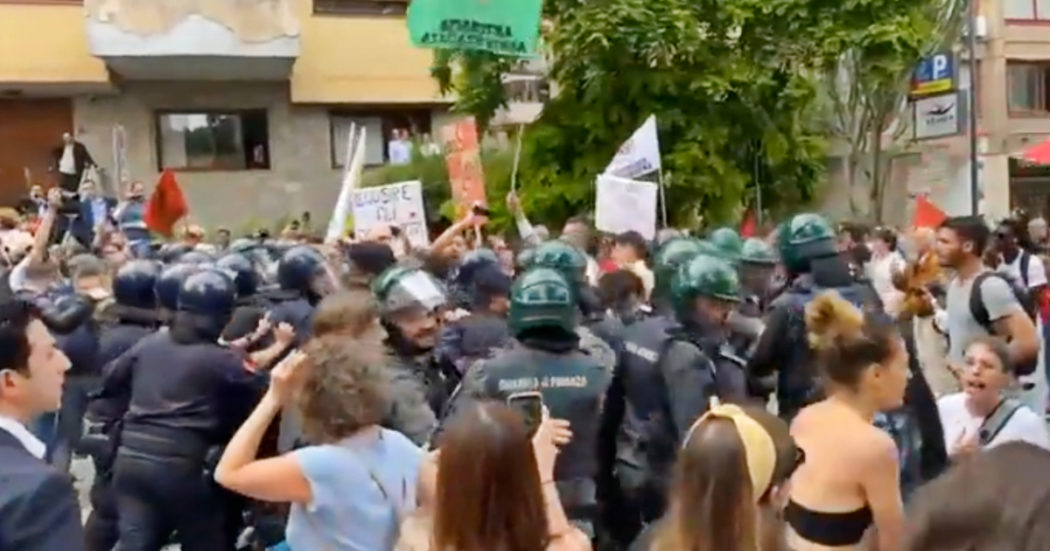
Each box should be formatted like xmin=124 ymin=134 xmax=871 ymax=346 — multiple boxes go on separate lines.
xmin=0 ymin=0 xmax=452 ymax=229
xmin=902 ymin=0 xmax=1050 ymax=222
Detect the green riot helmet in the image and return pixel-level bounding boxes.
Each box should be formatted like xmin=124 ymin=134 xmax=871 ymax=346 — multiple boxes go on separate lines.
xmin=372 ymin=266 xmax=448 ymax=317
xmin=508 ymin=267 xmax=577 ymax=337
xmin=777 ymin=213 xmax=837 ymax=274
xmin=708 ymin=227 xmax=744 ymax=260
xmin=531 ymin=239 xmax=588 ymax=287
xmin=670 ymin=254 xmax=741 ymax=318
xmin=740 ymin=237 xmax=777 ymax=266
xmin=653 ymin=238 xmax=705 ymax=301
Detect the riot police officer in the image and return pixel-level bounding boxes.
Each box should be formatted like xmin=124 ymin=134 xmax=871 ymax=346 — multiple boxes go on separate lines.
xmin=708 ymin=226 xmax=744 ymax=261
xmin=442 ymin=267 xmax=613 ymax=533
xmin=649 ymin=237 xmax=705 ymax=316
xmin=100 ymin=269 xmax=264 ymax=551
xmin=611 ymin=254 xmax=745 ymax=527
xmin=267 ymin=245 xmax=334 ymax=342
xmin=155 ymin=263 xmax=200 ymax=325
xmin=373 ymin=265 xmax=457 ymax=445
xmin=747 ymin=213 xmax=881 ymax=420
xmin=727 ymin=238 xmax=777 ymax=357
xmin=216 ymin=252 xmax=270 ymax=343
xmin=178 ymin=250 xmax=214 ymax=266
xmin=82 ymin=259 xmax=161 ymax=551
xmin=527 ymin=240 xmax=618 ymax=368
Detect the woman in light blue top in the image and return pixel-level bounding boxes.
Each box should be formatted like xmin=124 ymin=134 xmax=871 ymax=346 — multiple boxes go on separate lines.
xmin=215 ymin=335 xmax=433 ymax=551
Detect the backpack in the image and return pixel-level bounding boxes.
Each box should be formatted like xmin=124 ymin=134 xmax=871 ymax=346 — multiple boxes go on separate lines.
xmin=969 ymin=271 xmax=1038 ymax=375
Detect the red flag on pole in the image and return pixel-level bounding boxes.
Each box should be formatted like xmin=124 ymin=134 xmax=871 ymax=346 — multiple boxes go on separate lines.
xmin=740 ymin=208 xmax=757 ymax=238
xmin=144 ymin=169 xmax=188 ymax=237
xmin=911 ymin=194 xmax=947 ymax=229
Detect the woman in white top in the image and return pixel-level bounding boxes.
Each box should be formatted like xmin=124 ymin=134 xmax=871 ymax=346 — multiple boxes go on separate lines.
xmin=937 ymin=336 xmax=1050 ymax=456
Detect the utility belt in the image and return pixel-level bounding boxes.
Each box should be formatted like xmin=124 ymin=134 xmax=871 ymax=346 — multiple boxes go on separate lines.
xmin=118 ymin=425 xmax=223 ymax=480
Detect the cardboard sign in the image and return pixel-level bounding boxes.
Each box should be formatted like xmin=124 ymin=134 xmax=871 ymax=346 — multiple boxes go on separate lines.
xmin=595 ymin=175 xmax=658 ymax=239
xmin=351 ymin=180 xmax=429 ymax=248
xmin=441 ymin=118 xmax=487 ymax=214
xmin=407 ymin=0 xmax=543 ymax=57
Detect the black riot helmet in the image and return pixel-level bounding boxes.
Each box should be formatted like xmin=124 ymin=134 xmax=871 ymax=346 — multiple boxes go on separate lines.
xmin=113 ymin=260 xmax=162 ymax=310
xmin=216 ymin=253 xmax=259 ymax=298
xmin=157 ymin=243 xmax=192 ymax=264
xmin=156 ymin=264 xmax=201 ymax=312
xmin=175 ymin=269 xmax=237 ymax=342
xmin=277 ymin=245 xmax=332 ymax=297
xmin=178 ymin=250 xmax=214 ymax=266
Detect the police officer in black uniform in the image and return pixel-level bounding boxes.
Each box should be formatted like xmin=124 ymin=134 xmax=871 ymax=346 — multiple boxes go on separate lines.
xmin=525 ymin=240 xmax=617 ymax=369
xmin=155 ymin=263 xmax=201 ymax=325
xmin=373 ymin=265 xmax=456 ymax=445
xmin=747 ymin=213 xmax=881 ymax=421
xmin=267 ymin=245 xmax=334 ymax=342
xmin=82 ymin=259 xmax=161 ymax=551
xmin=611 ymin=253 xmax=745 ymax=528
xmin=436 ymin=260 xmax=512 ymax=376
xmin=100 ymin=269 xmax=265 ymax=551
xmin=442 ymin=267 xmax=613 ymax=535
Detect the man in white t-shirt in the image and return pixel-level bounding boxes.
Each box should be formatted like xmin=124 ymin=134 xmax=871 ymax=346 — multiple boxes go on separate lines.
xmin=938 ymin=337 xmax=1050 ymax=457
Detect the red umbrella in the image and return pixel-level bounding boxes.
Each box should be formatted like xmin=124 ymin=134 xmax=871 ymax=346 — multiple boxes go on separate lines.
xmin=1017 ymin=137 xmax=1050 ymax=165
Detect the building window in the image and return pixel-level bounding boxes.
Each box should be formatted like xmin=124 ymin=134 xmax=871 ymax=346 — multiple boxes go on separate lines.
xmin=330 ymin=110 xmax=434 ymax=168
xmin=313 ymin=0 xmax=408 ymax=16
xmin=155 ymin=110 xmax=270 ymax=171
xmin=1007 ymin=62 xmax=1050 ymax=115
xmin=1005 ymin=0 xmax=1050 ymax=20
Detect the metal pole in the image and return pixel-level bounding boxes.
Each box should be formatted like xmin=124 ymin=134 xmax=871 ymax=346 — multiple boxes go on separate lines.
xmin=967 ymin=0 xmax=980 ymax=216
xmin=511 ymin=123 xmax=525 ymax=191
xmin=657 ymin=171 xmax=669 ymax=228
xmin=754 ymin=145 xmax=763 ymax=226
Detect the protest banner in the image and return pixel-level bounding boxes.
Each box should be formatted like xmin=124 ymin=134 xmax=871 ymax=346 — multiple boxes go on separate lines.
xmin=595 ymin=174 xmax=658 ymax=240
xmin=407 ymin=0 xmax=543 ymax=57
xmin=441 ymin=117 xmax=487 ymax=214
xmin=351 ymin=180 xmax=429 ymax=248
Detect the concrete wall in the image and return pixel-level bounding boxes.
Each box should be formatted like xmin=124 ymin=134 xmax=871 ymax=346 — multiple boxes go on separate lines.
xmin=73 ymin=81 xmax=443 ymax=232
xmin=0 ymin=4 xmax=109 ymax=89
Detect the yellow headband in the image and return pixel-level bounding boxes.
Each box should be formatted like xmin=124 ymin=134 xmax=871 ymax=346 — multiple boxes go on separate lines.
xmin=683 ymin=399 xmax=778 ymax=501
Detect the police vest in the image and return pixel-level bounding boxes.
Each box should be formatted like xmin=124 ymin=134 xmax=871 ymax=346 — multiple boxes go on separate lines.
xmin=774 ymin=282 xmax=874 ymax=412
xmin=616 ymin=316 xmax=678 ymax=480
xmin=480 ymin=346 xmax=611 ymax=483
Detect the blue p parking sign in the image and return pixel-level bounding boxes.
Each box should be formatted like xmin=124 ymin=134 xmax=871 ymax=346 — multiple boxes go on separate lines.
xmin=911 ymin=53 xmax=955 ymax=98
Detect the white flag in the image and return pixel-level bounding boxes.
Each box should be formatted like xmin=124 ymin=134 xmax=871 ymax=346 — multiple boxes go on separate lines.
xmin=325 ymin=124 xmax=367 ymax=243
xmin=604 ymin=115 xmax=661 ymax=179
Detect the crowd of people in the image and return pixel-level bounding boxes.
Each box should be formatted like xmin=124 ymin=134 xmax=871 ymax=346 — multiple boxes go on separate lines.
xmin=2 ymin=181 xmax=1050 ymax=551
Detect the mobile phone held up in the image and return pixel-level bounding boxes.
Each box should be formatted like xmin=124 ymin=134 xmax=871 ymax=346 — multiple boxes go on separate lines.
xmin=507 ymin=391 xmax=544 ymax=437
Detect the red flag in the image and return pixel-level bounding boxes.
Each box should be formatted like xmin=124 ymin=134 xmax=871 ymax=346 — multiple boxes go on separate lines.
xmin=911 ymin=194 xmax=946 ymax=229
xmin=144 ymin=169 xmax=188 ymax=237
xmin=740 ymin=208 xmax=757 ymax=238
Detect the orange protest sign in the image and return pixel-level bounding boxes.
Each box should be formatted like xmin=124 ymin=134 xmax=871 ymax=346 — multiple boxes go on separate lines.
xmin=441 ymin=117 xmax=487 ymax=214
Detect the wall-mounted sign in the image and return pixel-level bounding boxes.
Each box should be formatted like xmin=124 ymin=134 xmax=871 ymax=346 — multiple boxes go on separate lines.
xmin=913 ymin=93 xmax=962 ymax=141
xmin=911 ymin=53 xmax=956 ymax=98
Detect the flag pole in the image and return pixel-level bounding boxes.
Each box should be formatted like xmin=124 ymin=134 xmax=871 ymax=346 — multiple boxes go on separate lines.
xmin=657 ymin=170 xmax=668 ymax=228
xmin=511 ymin=123 xmax=525 ymax=191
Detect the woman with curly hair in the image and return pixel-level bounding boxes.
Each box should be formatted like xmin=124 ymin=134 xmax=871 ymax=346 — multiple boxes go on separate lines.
xmin=215 ymin=335 xmax=431 ymax=551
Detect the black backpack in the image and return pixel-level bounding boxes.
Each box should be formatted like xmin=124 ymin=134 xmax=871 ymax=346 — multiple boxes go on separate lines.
xmin=969 ymin=271 xmax=1038 ymax=375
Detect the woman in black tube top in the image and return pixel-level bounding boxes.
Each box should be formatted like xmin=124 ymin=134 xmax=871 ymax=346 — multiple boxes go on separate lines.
xmin=787 ymin=291 xmax=909 ymax=551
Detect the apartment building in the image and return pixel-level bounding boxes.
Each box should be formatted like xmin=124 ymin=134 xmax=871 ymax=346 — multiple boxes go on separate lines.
xmin=901 ymin=0 xmax=1050 ymax=221
xmin=0 ymin=0 xmax=453 ymax=227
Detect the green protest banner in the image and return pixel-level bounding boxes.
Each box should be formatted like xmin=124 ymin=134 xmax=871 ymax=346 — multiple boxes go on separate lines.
xmin=407 ymin=0 xmax=543 ymax=57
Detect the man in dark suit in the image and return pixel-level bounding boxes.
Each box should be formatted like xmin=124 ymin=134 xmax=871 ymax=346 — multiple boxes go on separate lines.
xmin=0 ymin=298 xmax=83 ymax=551
xmin=72 ymin=180 xmax=117 ymax=249
xmin=51 ymin=132 xmax=95 ymax=194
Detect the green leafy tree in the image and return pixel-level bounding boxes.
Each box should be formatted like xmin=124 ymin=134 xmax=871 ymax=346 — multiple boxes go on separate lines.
xmin=431 ymin=0 xmax=836 ymax=229
xmin=811 ymin=0 xmax=966 ymax=221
